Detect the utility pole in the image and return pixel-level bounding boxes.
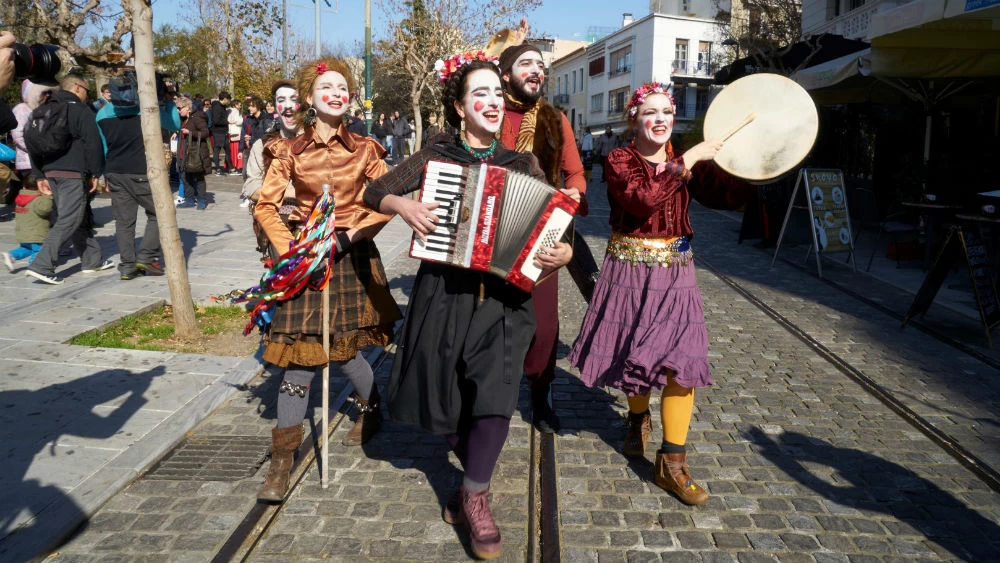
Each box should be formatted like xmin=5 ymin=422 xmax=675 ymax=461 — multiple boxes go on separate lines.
xmin=364 ymin=0 xmax=372 ymax=131
xmin=315 ymin=0 xmax=321 ymax=57
xmin=282 ymin=0 xmax=288 ymax=75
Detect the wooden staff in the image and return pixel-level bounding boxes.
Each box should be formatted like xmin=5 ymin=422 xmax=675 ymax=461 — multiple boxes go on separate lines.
xmin=321 ymin=185 xmax=333 ymax=489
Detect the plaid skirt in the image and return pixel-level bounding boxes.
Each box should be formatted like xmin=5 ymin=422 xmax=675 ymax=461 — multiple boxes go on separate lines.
xmin=262 ymin=239 xmax=402 ymax=367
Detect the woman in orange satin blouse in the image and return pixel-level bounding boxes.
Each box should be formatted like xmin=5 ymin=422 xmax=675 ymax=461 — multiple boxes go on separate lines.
xmin=253 ymin=58 xmax=401 ymax=503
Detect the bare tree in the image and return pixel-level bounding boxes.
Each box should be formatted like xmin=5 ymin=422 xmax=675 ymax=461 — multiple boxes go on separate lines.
xmin=27 ymin=0 xmax=133 ymax=77
xmin=715 ymin=0 xmax=820 ymax=76
xmin=128 ymin=0 xmax=199 ymax=338
xmin=376 ymin=0 xmax=541 ymax=151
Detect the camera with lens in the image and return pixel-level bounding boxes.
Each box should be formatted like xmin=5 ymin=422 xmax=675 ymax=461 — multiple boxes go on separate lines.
xmin=12 ymin=43 xmax=61 ymax=84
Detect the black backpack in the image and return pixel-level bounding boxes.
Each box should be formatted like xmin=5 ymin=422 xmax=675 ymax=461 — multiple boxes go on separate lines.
xmin=24 ymin=98 xmax=74 ymax=162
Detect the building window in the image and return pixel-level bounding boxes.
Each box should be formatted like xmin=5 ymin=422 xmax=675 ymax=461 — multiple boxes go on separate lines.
xmin=681 ymin=0 xmax=689 ymax=11
xmin=748 ymin=6 xmax=762 ymax=34
xmin=849 ymin=0 xmax=866 ymax=9
xmin=697 ymin=41 xmax=712 ymax=74
xmin=571 ymin=70 xmax=576 ymax=93
xmin=609 ymin=86 xmax=629 ymax=114
xmin=591 ymin=93 xmax=604 ymax=112
xmin=564 ymin=74 xmax=569 ymax=94
xmin=556 ymin=76 xmax=561 ymax=96
xmin=610 ymin=47 xmax=632 ymax=76
xmin=589 ymin=57 xmax=605 ymax=76
xmin=579 ymin=68 xmax=584 ymax=90
xmin=673 ymin=84 xmax=686 ymax=116
xmin=674 ymin=39 xmax=688 ymax=73
xmin=695 ymin=87 xmax=709 ymax=112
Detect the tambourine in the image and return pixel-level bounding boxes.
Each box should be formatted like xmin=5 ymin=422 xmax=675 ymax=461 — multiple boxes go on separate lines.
xmin=703 ymin=73 xmax=819 ymax=184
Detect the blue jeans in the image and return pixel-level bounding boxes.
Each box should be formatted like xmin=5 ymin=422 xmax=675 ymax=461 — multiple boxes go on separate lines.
xmin=9 ymin=243 xmax=43 ymax=264
xmin=182 ymin=172 xmax=204 ymax=201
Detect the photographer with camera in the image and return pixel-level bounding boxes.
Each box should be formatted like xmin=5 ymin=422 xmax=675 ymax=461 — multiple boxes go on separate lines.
xmin=1 ymin=32 xmax=19 ymax=134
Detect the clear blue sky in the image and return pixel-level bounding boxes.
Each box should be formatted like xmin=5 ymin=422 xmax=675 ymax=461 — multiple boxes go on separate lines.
xmin=149 ymin=0 xmax=655 ymax=51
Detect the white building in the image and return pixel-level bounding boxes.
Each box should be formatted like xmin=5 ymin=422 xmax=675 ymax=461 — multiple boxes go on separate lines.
xmin=546 ymin=1 xmax=725 ymax=138
xmin=802 ymin=0 xmax=908 ymax=41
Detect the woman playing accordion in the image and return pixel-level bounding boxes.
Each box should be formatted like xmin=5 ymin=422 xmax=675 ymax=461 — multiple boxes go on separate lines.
xmin=363 ymin=54 xmax=573 ymax=560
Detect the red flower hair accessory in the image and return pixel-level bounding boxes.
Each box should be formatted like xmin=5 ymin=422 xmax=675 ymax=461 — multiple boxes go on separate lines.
xmin=626 ymin=82 xmax=674 ymax=118
xmin=434 ymin=50 xmax=499 ymax=84
xmin=316 ymin=62 xmax=329 ymax=74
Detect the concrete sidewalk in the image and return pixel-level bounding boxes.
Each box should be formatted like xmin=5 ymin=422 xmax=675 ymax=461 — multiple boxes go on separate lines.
xmin=0 ymin=177 xmax=412 ymax=563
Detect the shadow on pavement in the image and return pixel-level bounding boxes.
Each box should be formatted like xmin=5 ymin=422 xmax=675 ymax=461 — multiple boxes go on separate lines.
xmin=0 ymin=365 xmax=165 ymax=563
xmin=749 ymin=427 xmax=1000 ymax=562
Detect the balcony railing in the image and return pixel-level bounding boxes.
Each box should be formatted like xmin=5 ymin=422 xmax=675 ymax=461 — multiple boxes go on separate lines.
xmin=553 ymin=93 xmax=570 ymax=104
xmin=671 ymin=60 xmax=718 ymax=77
xmin=608 ymin=65 xmax=632 ymax=78
xmin=805 ymin=0 xmax=887 ymax=41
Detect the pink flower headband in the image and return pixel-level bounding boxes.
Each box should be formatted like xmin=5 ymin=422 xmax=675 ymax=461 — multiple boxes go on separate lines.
xmin=434 ymin=51 xmax=499 ymax=84
xmin=316 ymin=62 xmax=328 ymax=74
xmin=626 ymin=82 xmax=674 ymax=118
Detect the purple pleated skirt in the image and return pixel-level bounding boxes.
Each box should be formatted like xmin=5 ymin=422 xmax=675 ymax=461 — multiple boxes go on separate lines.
xmin=567 ymin=255 xmax=712 ymax=396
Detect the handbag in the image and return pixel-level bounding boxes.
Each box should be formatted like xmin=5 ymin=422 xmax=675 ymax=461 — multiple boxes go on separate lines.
xmin=183 ymin=133 xmax=205 ymax=174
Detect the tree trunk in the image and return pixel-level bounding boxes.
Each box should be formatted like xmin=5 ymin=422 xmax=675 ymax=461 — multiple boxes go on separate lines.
xmin=130 ymin=0 xmax=199 ymax=339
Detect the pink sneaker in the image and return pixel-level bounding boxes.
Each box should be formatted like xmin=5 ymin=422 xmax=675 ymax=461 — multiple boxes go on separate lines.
xmin=461 ymin=487 xmax=502 ymax=560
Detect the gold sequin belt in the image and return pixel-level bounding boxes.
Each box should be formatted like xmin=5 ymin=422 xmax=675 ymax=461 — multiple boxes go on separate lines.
xmin=606 ymin=233 xmax=692 ymax=266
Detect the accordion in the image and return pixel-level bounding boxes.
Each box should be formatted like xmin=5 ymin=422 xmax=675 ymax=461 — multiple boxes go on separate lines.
xmin=410 ymin=159 xmax=579 ymax=292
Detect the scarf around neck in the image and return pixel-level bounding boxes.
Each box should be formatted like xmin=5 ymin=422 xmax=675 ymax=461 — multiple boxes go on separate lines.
xmin=504 ymin=91 xmax=539 ymax=153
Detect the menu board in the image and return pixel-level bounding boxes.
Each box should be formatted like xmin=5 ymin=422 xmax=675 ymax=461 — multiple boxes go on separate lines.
xmin=804 ymin=169 xmax=851 ymax=253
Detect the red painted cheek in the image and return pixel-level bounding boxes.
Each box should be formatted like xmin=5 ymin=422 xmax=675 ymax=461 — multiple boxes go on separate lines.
xmin=520 ymin=72 xmax=529 ymax=80
xmin=321 ymin=95 xmax=329 ymax=103
xmin=644 ymin=121 xmax=653 ymax=129
xmin=473 ymin=101 xmax=485 ymax=112
xmin=538 ymin=75 xmax=545 ymax=82
xmin=341 ymin=95 xmax=349 ymax=104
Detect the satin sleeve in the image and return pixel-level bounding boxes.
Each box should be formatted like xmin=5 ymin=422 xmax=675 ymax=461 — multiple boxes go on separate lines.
xmin=606 ymin=148 xmax=687 ymax=218
xmin=253 ymin=139 xmax=296 ymax=253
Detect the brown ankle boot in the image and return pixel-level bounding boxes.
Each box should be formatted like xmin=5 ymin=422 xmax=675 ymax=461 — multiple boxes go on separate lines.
xmin=342 ymin=388 xmax=382 ymax=446
xmin=257 ymin=425 xmax=303 ymax=503
xmin=622 ymin=410 xmax=652 ymax=457
xmin=654 ymin=451 xmax=709 ymax=505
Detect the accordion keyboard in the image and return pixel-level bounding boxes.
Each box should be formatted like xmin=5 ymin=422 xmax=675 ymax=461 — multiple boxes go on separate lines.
xmin=412 ymin=161 xmax=467 ymax=261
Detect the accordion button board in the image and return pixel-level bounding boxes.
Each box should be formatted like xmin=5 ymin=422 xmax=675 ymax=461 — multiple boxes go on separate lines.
xmin=410 ymin=159 xmax=579 ymax=292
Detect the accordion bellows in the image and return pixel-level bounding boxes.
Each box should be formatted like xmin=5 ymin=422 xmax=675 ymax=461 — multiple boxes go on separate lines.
xmin=411 ymin=159 xmax=579 ymax=292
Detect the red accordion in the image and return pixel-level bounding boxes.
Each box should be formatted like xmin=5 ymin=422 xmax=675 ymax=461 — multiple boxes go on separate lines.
xmin=410 ymin=159 xmax=579 ymax=292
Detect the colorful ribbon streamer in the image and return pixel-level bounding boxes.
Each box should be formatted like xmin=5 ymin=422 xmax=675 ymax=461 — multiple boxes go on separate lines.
xmin=214 ymin=187 xmax=336 ymax=334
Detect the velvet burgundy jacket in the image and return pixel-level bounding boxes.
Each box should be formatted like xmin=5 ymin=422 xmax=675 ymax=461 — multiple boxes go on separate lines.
xmin=606 ymin=145 xmax=754 ymax=239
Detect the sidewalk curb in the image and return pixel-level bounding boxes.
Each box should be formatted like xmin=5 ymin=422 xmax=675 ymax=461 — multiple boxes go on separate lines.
xmin=0 ymin=355 xmax=263 ymax=563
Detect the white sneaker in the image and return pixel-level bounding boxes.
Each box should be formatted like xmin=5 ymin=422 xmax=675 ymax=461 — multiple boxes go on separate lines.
xmin=25 ymin=269 xmax=64 ymax=285
xmin=82 ymin=259 xmax=115 ymax=273
xmin=2 ymin=252 xmax=13 ymax=272
xmin=174 ymin=196 xmax=185 ymax=205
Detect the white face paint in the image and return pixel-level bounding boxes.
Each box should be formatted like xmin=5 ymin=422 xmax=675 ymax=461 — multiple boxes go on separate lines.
xmin=634 ymin=93 xmax=675 ymax=147
xmin=510 ymin=51 xmax=545 ymax=100
xmin=457 ymin=69 xmax=504 ymax=138
xmin=308 ymin=70 xmax=350 ymax=121
xmin=274 ymin=86 xmax=300 ymax=135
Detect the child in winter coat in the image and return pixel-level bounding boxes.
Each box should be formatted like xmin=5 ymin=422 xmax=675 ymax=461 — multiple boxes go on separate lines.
xmin=2 ymin=175 xmax=53 ymax=271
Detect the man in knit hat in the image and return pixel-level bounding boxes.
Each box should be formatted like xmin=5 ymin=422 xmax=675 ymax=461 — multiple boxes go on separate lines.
xmin=498 ymin=41 xmax=588 ymax=434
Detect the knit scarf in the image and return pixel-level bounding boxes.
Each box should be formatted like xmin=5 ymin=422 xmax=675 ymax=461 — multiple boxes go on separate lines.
xmin=503 ymin=91 xmax=564 ymax=188
xmin=504 ymin=91 xmax=539 ymax=153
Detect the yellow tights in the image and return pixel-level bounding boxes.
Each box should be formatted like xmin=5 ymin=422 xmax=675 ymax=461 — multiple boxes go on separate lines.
xmin=625 ymin=376 xmax=695 ymax=445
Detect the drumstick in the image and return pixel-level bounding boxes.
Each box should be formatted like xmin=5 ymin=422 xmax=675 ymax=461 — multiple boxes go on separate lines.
xmin=722 ymin=113 xmax=756 ymax=142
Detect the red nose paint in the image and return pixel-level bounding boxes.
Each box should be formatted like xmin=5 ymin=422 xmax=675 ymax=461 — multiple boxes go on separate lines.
xmin=473 ymin=101 xmax=485 ymax=112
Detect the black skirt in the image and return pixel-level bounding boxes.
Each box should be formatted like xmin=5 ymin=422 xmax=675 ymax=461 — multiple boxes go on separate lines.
xmin=386 ymin=262 xmax=536 ymax=434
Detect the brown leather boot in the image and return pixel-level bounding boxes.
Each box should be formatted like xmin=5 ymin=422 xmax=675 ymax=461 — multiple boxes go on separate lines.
xmin=257 ymin=425 xmax=302 ymax=503
xmin=342 ymin=387 xmax=382 ymax=446
xmin=654 ymin=451 xmax=709 ymax=505
xmin=622 ymin=410 xmax=652 ymax=457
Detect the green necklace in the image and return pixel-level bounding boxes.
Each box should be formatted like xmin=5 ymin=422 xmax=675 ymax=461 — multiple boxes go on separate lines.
xmin=461 ymin=138 xmax=498 ymax=161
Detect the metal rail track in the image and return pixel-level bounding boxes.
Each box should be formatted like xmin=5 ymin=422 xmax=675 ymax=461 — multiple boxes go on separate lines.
xmin=698 ymin=255 xmax=1000 ymax=495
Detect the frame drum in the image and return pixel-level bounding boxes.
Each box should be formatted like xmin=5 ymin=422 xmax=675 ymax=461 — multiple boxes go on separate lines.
xmin=703 ymin=74 xmax=818 ymax=183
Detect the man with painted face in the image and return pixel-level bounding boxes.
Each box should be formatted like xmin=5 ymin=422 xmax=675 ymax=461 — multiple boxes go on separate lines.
xmin=498 ymin=41 xmax=587 ymax=434
xmin=241 ymin=80 xmax=300 ymax=208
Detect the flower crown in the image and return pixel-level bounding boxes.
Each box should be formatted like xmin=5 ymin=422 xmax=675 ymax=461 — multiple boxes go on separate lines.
xmin=434 ymin=51 xmax=499 ymax=84
xmin=626 ymin=82 xmax=674 ymax=118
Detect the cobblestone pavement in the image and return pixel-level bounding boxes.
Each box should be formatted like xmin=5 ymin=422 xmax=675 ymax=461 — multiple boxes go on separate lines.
xmin=44 ymin=175 xmax=1000 ymax=563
